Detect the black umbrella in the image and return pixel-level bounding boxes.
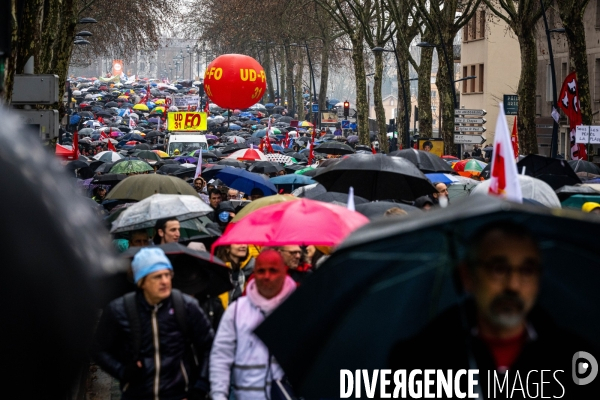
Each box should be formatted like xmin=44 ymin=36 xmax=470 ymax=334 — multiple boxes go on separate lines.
xmin=555 ymin=185 xmax=600 ymax=201
xmin=389 ymin=149 xmax=453 ymax=173
xmin=307 ymin=191 xmax=369 ymax=204
xmin=122 ymin=243 xmax=232 ymax=296
xmin=255 ymin=195 xmax=600 ymax=397
xmin=299 ymin=168 xmax=319 ymax=177
xmin=95 ymin=111 xmax=113 ymax=118
xmin=284 ymin=164 xmax=307 ymax=173
xmin=568 ymin=159 xmax=600 ymax=175
xmin=313 ymin=154 xmax=437 ymax=201
xmin=105 ymin=101 xmax=118 ymax=108
xmin=145 ymin=130 xmax=164 ymax=138
xmin=278 ymin=116 xmax=293 ymax=123
xmin=354 ymin=201 xmax=422 ymax=220
xmin=220 ymin=143 xmax=249 ymax=154
xmin=217 ymin=159 xmax=247 ymax=168
xmin=314 ymin=142 xmax=355 ymax=155
xmin=247 ymin=161 xmax=284 ymax=175
xmin=200 ymin=165 xmax=229 ymax=181
xmin=66 ymin=160 xmax=88 ymax=170
xmin=91 ymin=173 xmax=128 ymax=186
xmin=517 ymin=154 xmax=581 ymax=189
xmin=157 ymin=164 xmax=185 ymax=175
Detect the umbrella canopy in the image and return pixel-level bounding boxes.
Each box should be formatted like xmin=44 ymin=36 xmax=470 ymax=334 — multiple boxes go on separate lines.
xmin=555 ymin=184 xmax=600 ymax=201
xmin=90 ymin=173 xmax=128 ymax=186
xmin=213 ymin=198 xmax=369 ymax=248
xmin=122 ymin=243 xmax=232 ymax=296
xmin=471 ymin=174 xmax=561 ymax=208
xmin=255 ymin=195 xmax=600 ymax=397
xmin=230 ymin=194 xmax=300 ymax=223
xmin=568 ymin=159 xmax=600 ymax=175
xmin=247 ymin=161 xmax=284 ymax=175
xmin=220 ymin=143 xmax=249 ymax=154
xmin=389 ymin=149 xmax=453 ymax=173
xmin=265 ymin=153 xmax=294 ymax=165
xmin=226 ymin=148 xmax=268 ymax=161
xmin=153 ymin=150 xmax=170 ymax=158
xmin=312 ymin=153 xmax=437 ymax=201
xmin=93 ymin=151 xmax=124 ymax=163
xmin=517 ymin=154 xmax=581 ymax=189
xmin=307 ymin=191 xmax=369 ymax=204
xmin=110 ymin=194 xmax=213 ymax=233
xmin=108 ymin=160 xmax=154 ymax=174
xmin=314 ymin=142 xmax=355 ymax=155
xmin=216 ymin=159 xmax=247 ymax=168
xmin=134 ymin=150 xmax=161 ymax=162
xmin=354 ymin=200 xmax=421 ymax=220
xmin=105 ymin=174 xmax=199 ymax=201
xmin=561 ymin=193 xmax=600 ymax=209
xmin=215 ymin=167 xmax=277 ymax=196
xmin=270 ymin=174 xmax=316 ymax=192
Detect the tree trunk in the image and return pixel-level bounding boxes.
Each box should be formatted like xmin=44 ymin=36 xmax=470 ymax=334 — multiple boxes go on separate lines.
xmin=517 ymin=29 xmax=539 ymax=155
xmin=373 ymin=50 xmax=389 ymax=153
xmin=263 ymin=46 xmax=275 ymax=104
xmin=396 ymin=30 xmax=411 ymax=149
xmin=351 ymin=31 xmax=370 ymax=146
xmin=561 ymin=8 xmax=592 ymax=125
xmin=318 ymin=38 xmax=330 ymax=112
xmin=418 ymin=30 xmax=434 ymax=139
xmin=285 ymin=44 xmax=295 ymax=115
xmin=295 ymin=50 xmax=304 ymax=120
xmin=436 ymin=39 xmax=456 ymax=155
xmin=278 ymin=48 xmax=285 ymax=108
xmin=3 ymin=0 xmax=19 ymax=104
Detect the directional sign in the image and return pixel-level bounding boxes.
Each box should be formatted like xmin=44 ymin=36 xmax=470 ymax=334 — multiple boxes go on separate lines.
xmin=455 ymin=109 xmax=487 ymax=116
xmin=454 ymin=117 xmax=486 ymax=124
xmin=341 ymin=120 xmax=350 ymax=129
xmin=454 ymin=134 xmax=485 ymax=144
xmin=454 ymin=125 xmax=486 ymax=133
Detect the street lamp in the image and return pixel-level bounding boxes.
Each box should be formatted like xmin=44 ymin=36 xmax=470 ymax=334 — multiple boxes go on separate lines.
xmin=418 ymin=39 xmax=459 ymax=155
xmin=454 ymin=75 xmax=477 ymax=83
xmin=372 ymin=38 xmax=410 ymax=150
xmin=540 ymin=0 xmax=566 ymax=158
xmin=78 ymin=17 xmax=97 ymax=24
xmin=187 ymin=45 xmax=192 ymax=80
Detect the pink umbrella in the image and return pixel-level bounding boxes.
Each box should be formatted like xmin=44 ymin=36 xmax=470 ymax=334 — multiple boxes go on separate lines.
xmin=212 ymin=198 xmax=370 ymax=249
xmin=110 ymin=131 xmax=121 ymax=138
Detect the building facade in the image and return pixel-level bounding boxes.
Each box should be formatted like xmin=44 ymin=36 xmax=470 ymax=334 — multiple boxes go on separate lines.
xmin=535 ymin=3 xmax=600 ymax=159
xmin=460 ymin=6 xmax=521 ymax=152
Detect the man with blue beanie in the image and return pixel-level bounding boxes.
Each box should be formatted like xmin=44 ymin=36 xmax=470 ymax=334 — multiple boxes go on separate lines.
xmin=94 ymin=248 xmax=214 ymax=400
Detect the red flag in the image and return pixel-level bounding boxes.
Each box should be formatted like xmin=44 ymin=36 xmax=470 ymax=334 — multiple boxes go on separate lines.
xmin=107 ymin=140 xmax=117 ymax=152
xmin=266 ymin=137 xmax=274 ymax=154
xmin=204 ymin=99 xmax=210 ymax=113
xmin=73 ymin=130 xmax=79 ymax=159
xmin=371 ymin=145 xmax=377 ymax=154
xmin=233 ymin=137 xmax=237 ymax=144
xmin=557 ymin=71 xmax=587 ymax=160
xmin=511 ymin=116 xmax=519 ymax=158
xmin=307 ymin=130 xmax=316 ymax=164
xmin=259 ymin=138 xmax=265 ymax=152
xmin=100 ymin=130 xmax=109 ymax=140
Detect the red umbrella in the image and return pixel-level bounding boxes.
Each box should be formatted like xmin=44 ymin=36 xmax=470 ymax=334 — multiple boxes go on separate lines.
xmin=126 ymin=140 xmax=138 ymax=145
xmin=226 ymin=148 xmax=268 ymax=161
xmin=212 ymin=198 xmax=369 ymax=249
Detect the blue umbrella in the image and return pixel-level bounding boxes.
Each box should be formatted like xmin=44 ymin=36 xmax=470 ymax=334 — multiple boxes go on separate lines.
xmin=270 ymin=174 xmax=316 ymax=193
xmin=265 ymin=103 xmax=275 ymax=107
xmin=228 ymin=124 xmax=242 ymax=131
xmin=271 ymin=144 xmax=284 ymax=153
xmin=424 ymin=173 xmax=460 ymax=185
xmin=215 ymin=167 xmax=277 ymax=195
xmin=253 ymin=129 xmax=268 ymax=138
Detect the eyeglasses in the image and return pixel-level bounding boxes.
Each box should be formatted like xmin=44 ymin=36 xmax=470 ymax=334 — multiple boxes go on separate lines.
xmin=280 ymin=250 xmax=302 ymax=256
xmin=479 ymin=260 xmax=541 ymax=283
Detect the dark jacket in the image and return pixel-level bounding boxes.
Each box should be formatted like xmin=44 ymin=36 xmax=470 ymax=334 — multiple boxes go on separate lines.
xmin=94 ymin=290 xmax=214 ymax=400
xmin=388 ymin=300 xmax=598 ymax=399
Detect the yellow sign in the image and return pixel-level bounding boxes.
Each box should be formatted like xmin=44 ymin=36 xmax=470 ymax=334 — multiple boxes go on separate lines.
xmin=418 ymin=138 xmax=444 ymax=157
xmin=167 ymin=112 xmax=208 ymax=131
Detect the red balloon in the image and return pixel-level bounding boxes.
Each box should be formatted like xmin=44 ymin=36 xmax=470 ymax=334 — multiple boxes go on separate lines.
xmin=203 ymin=54 xmax=267 ymax=110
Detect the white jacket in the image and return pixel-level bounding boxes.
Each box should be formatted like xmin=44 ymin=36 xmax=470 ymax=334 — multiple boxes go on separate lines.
xmin=209 ymin=276 xmax=296 ymax=400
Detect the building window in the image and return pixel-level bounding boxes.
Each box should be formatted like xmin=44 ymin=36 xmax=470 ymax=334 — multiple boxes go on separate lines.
xmin=595 ymin=59 xmax=600 ymax=101
xmin=478 ymin=10 xmax=486 ymax=39
xmin=464 ymin=9 xmax=485 ymax=41
xmin=536 ymin=95 xmax=542 ymax=116
xmin=431 ymin=90 xmax=437 ymax=98
xmin=596 ymin=1 xmax=600 ymax=28
xmin=561 ymin=61 xmax=567 ymax=85
xmin=478 ymin=64 xmax=484 ymax=92
xmin=470 ymin=65 xmax=476 ymax=92
xmin=432 ymin=119 xmax=437 ymax=126
xmin=462 ymin=66 xmax=468 ymax=93
xmin=463 ymin=24 xmax=469 ymax=42
xmin=432 ymin=106 xmax=437 ymax=112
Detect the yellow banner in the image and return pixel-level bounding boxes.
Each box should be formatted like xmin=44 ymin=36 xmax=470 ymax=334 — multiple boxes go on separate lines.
xmin=167 ymin=112 xmax=208 ymax=131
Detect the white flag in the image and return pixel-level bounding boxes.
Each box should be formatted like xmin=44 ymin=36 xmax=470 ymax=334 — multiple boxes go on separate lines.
xmin=347 ymin=186 xmax=355 ymax=211
xmin=488 ymin=103 xmax=523 ymax=203
xmin=194 ymin=149 xmax=203 ymax=179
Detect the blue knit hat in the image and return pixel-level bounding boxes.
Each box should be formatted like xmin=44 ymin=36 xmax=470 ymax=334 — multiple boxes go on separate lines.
xmin=131 ymin=248 xmax=172 ymax=284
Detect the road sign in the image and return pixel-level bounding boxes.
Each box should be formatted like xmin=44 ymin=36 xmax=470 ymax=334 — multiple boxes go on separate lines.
xmin=454 ymin=109 xmax=487 ymax=116
xmin=341 ymin=120 xmax=350 ymax=129
xmin=454 ymin=117 xmax=486 ymax=124
xmin=503 ymin=95 xmax=518 ymax=115
xmin=454 ymin=134 xmax=485 ymax=144
xmin=454 ymin=125 xmax=486 ymax=133
xmin=312 ymin=103 xmax=319 ymax=113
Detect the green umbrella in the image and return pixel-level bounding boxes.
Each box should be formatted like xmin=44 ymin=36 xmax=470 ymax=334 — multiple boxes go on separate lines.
xmin=295 ymin=167 xmax=317 ymax=175
xmin=561 ymin=194 xmax=600 ymax=209
xmin=134 ymin=150 xmax=161 ymax=162
xmin=106 ymin=174 xmax=198 ymax=201
xmin=109 ymin=160 xmax=154 ymax=174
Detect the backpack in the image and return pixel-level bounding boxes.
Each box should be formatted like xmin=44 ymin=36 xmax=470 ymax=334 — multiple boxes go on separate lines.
xmin=123 ymin=289 xmax=200 ymax=379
